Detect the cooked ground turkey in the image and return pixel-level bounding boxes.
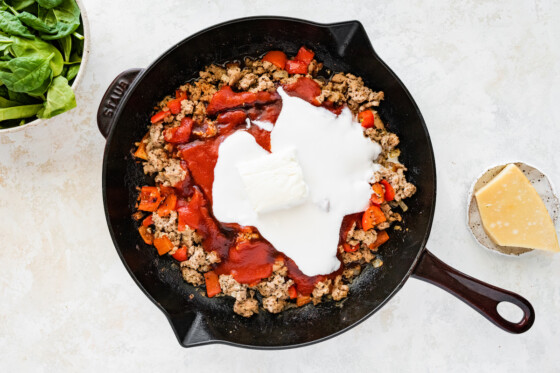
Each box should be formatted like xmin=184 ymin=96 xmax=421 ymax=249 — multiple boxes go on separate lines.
xmin=134 ymin=48 xmax=416 ymax=317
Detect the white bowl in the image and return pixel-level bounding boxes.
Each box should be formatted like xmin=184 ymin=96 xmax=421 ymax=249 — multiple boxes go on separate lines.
xmin=0 ymin=0 xmax=91 ymax=134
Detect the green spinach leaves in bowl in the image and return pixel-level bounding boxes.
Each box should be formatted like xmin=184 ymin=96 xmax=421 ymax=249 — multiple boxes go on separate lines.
xmin=0 ymin=0 xmax=84 ymax=129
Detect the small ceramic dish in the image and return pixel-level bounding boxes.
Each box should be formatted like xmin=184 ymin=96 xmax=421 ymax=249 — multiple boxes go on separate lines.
xmin=0 ymin=0 xmax=90 ymax=134
xmin=467 ymin=161 xmax=560 ymax=256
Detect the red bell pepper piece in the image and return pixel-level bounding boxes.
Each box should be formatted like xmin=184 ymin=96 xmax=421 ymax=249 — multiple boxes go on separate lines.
xmin=370 ymin=183 xmax=385 ymax=205
xmin=176 ymin=90 xmax=188 ymax=99
xmin=296 ymin=294 xmax=311 ymax=307
xmin=285 ymin=59 xmax=308 ymax=74
xmin=358 ymin=110 xmax=375 ymax=128
xmin=204 ymin=271 xmax=221 ymax=298
xmin=369 ymin=230 xmax=390 ymax=249
xmin=362 ymin=205 xmax=386 ymax=231
xmin=172 ymin=246 xmax=188 ymax=262
xmin=167 ymin=91 xmax=188 ymax=115
xmin=380 ymin=180 xmax=395 ymax=201
xmin=343 ymin=243 xmax=359 ymax=252
xmin=262 ymin=50 xmax=287 ymax=69
xmin=288 ymin=285 xmax=297 ymax=299
xmin=158 ymin=185 xmax=176 ymax=198
xmin=138 ymin=226 xmax=153 ymax=245
xmin=295 ymin=46 xmax=314 ymax=65
xmin=142 ymin=215 xmax=153 ymax=227
xmin=166 ymin=100 xmax=182 ymax=115
xmin=134 ymin=134 xmax=149 ymax=160
xmin=150 ymin=110 xmax=171 ymax=124
xmin=153 ymin=235 xmax=174 ymax=255
xmin=164 ymin=117 xmax=194 ymax=144
xmin=138 ymin=186 xmax=163 ymax=212
xmin=157 ymin=194 xmax=177 ymax=217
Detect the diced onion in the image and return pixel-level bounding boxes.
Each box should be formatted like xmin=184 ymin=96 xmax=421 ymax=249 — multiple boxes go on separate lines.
xmin=388 ymin=149 xmax=401 ymax=158
xmin=398 ymin=200 xmax=409 ymax=212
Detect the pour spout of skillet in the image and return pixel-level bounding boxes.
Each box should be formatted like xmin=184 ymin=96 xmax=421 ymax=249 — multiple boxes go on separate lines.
xmin=168 ymin=313 xmax=218 ymax=347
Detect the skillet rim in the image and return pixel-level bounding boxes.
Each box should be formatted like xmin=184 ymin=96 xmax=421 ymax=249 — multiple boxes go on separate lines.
xmin=101 ymin=15 xmax=437 ymax=349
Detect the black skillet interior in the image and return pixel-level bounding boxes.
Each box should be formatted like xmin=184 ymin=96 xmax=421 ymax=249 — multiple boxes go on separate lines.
xmin=102 ymin=17 xmax=436 ymax=349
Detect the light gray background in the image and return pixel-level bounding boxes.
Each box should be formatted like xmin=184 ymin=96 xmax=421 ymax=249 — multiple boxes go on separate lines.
xmin=1 ymin=0 xmax=559 ymax=372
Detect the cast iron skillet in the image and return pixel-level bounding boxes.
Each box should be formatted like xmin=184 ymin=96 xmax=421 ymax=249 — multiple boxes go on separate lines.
xmin=97 ymin=16 xmax=535 ymax=349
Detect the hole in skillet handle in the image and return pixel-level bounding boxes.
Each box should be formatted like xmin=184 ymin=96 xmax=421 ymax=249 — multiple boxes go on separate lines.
xmin=97 ymin=68 xmax=144 ymax=139
xmin=411 ymin=249 xmax=535 ymax=334
xmin=497 ymin=301 xmax=525 ymax=324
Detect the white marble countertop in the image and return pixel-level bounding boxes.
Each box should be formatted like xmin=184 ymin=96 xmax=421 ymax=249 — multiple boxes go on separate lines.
xmin=1 ymin=0 xmax=559 ymax=371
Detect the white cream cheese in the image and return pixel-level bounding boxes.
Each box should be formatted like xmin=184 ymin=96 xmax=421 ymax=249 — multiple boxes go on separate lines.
xmin=212 ymin=88 xmax=381 ymax=276
xmin=237 ymin=147 xmax=309 ymax=214
xmin=252 ymin=119 xmax=274 ymax=131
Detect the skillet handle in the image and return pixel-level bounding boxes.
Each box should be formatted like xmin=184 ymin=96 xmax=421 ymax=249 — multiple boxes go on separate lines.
xmin=411 ymin=249 xmax=535 ymax=334
xmin=97 ymin=68 xmax=144 ymax=138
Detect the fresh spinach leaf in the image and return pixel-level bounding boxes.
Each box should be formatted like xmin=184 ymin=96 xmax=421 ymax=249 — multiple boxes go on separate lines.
xmin=27 ymin=4 xmax=39 ymax=16
xmin=0 ymin=95 xmax=20 ymax=107
xmin=8 ymin=89 xmax=39 ymax=104
xmin=0 ymin=10 xmax=34 ymax=38
xmin=72 ymin=27 xmax=82 ymax=51
xmin=41 ymin=19 xmax=78 ymax=39
xmin=0 ymin=53 xmax=53 ymax=93
xmin=36 ymin=0 xmax=62 ymax=9
xmin=37 ymin=75 xmax=74 ymax=118
xmin=45 ymin=0 xmax=79 ymax=24
xmin=18 ymin=11 xmax=54 ymax=33
xmin=38 ymin=0 xmax=80 ymax=40
xmin=0 ymin=32 xmax=12 ymax=51
xmin=10 ymin=35 xmax=63 ymax=75
xmin=0 ymin=103 xmax=42 ymax=120
xmin=66 ymin=50 xmax=79 ymax=64
xmin=0 ymin=0 xmax=83 ymax=126
xmin=25 ymin=68 xmax=51 ymax=95
xmin=65 ymin=61 xmax=77 ymax=80
xmin=59 ymin=33 xmax=70 ymax=61
xmin=0 ymin=83 xmax=8 ymax=97
xmin=11 ymin=0 xmax=37 ymax=11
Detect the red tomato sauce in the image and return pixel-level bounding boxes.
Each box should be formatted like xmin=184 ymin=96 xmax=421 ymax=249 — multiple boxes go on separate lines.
xmin=283 ymin=76 xmax=343 ymax=115
xmin=176 ymin=187 xmax=234 ymax=257
xmin=214 ymin=240 xmax=276 ymax=284
xmin=206 ymin=85 xmax=280 ymax=116
xmin=171 ymin=80 xmax=352 ymax=295
xmin=179 ymin=136 xmax=226 ymax=204
xmin=246 ymin=100 xmax=283 ymax=151
xmin=283 ymin=76 xmax=322 ymax=105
